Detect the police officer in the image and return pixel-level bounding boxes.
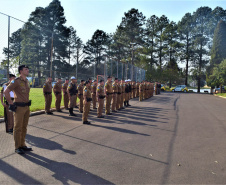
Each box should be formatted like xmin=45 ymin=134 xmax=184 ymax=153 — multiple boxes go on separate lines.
xmin=128 ymin=80 xmax=132 ymax=100
xmin=53 ymin=78 xmax=62 ymax=112
xmin=112 ymin=78 xmax=118 ymax=112
xmin=96 ymin=79 xmax=105 ymax=118
xmin=74 ymin=78 xmax=78 ymax=108
xmin=1 ymin=74 xmax=15 ymax=133
xmin=116 ymin=79 xmax=122 ymax=110
xmin=120 ymin=79 xmax=125 ymax=109
xmin=139 ymin=81 xmax=143 ymax=101
xmin=136 ymin=81 xmax=140 ymax=98
xmin=105 ymin=76 xmax=113 ymax=115
xmin=43 ymin=77 xmax=53 ymax=115
xmin=4 ymin=65 xmax=32 ymax=154
xmin=83 ymin=80 xmax=92 ymax=124
xmin=67 ymin=76 xmax=78 ymax=116
xmin=77 ymin=79 xmax=85 ymax=113
xmin=125 ymin=80 xmax=131 ymax=107
xmin=91 ymin=80 xmax=97 ymax=109
xmin=62 ymin=79 xmax=69 ymax=110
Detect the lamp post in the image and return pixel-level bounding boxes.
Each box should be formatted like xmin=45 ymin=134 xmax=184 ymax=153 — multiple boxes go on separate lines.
xmin=130 ymin=42 xmax=135 ymax=81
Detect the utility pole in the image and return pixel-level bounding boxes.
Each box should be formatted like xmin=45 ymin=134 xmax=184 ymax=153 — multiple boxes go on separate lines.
xmin=7 ymin=16 xmax=10 ymax=80
xmin=50 ymin=32 xmax=54 ymax=78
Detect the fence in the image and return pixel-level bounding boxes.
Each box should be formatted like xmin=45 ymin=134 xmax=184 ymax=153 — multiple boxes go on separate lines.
xmin=0 ymin=12 xmax=145 ymax=84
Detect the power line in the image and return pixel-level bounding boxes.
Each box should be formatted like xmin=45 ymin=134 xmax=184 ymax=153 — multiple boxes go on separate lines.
xmin=0 ymin=11 xmax=26 ymax=23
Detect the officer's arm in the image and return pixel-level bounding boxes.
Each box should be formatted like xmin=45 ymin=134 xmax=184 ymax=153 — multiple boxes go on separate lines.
xmin=1 ymin=89 xmax=6 ymax=107
xmin=4 ymin=88 xmax=13 ymax=105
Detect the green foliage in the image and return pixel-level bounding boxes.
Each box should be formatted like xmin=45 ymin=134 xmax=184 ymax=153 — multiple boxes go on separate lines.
xmin=209 ymin=59 xmax=226 ymax=86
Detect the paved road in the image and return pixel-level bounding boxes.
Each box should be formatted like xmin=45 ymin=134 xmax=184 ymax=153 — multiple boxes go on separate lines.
xmin=0 ymin=92 xmax=226 ymax=184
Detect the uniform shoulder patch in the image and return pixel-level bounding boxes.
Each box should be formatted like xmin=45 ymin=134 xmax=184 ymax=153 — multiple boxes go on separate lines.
xmin=11 ymin=80 xmax=15 ymax=84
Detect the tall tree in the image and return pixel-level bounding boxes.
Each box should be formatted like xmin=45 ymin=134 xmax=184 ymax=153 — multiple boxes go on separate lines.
xmin=155 ymin=15 xmax=169 ymax=76
xmin=178 ymin=13 xmax=194 ymax=86
xmin=118 ymin=8 xmax=146 ymax=79
xmin=144 ymin=15 xmax=159 ymax=80
xmin=162 ymin=21 xmax=180 ymax=87
xmin=207 ymin=20 xmax=226 ymax=88
xmin=192 ymin=7 xmax=212 ymax=92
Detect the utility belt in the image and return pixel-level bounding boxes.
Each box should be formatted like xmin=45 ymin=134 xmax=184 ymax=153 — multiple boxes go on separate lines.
xmin=70 ymin=93 xmax=77 ymax=96
xmin=64 ymin=92 xmax=68 ymax=95
xmin=44 ymin=92 xmax=52 ymax=95
xmin=86 ymin=98 xmax=92 ymax=102
xmin=106 ymin=92 xmax=113 ymax=95
xmin=5 ymin=98 xmax=14 ymax=105
xmin=79 ymin=94 xmax=83 ymax=96
xmin=99 ymin=95 xmax=105 ymax=99
xmin=113 ymin=92 xmax=118 ymax=94
xmin=55 ymin=92 xmax=61 ymax=95
xmin=14 ymin=100 xmax=32 ymax=107
xmin=117 ymin=92 xmax=121 ymax=95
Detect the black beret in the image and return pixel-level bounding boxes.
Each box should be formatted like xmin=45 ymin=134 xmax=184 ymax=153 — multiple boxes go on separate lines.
xmin=107 ymin=76 xmax=112 ymax=79
xmin=99 ymin=79 xmax=104 ymax=83
xmin=9 ymin=74 xmax=16 ymax=78
xmin=18 ymin=65 xmax=29 ymax=73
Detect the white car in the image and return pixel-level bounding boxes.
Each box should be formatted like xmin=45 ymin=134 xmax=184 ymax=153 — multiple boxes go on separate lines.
xmin=170 ymin=85 xmax=188 ymax=92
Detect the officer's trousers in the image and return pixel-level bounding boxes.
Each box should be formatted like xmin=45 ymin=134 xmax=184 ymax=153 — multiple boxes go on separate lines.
xmin=79 ymin=95 xmax=83 ymax=112
xmin=44 ymin=94 xmax=52 ymax=113
xmin=112 ymin=94 xmax=117 ymax=111
xmin=139 ymin=91 xmax=143 ymax=101
xmin=55 ymin=93 xmax=62 ymax=110
xmin=83 ymin=101 xmax=91 ymax=121
xmin=120 ymin=93 xmax=124 ymax=108
xmin=64 ymin=93 xmax=69 ymax=109
xmin=105 ymin=94 xmax=112 ymax=114
xmin=14 ymin=106 xmax=30 ymax=149
xmin=69 ymin=95 xmax=76 ymax=108
xmin=4 ymin=105 xmax=14 ymax=132
xmin=92 ymin=94 xmax=97 ymax=109
xmin=97 ymin=99 xmax=104 ymax=117
xmin=116 ymin=94 xmax=121 ymax=110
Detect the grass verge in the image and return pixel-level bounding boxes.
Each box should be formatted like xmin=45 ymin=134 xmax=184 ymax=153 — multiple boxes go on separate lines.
xmin=0 ymin=88 xmax=78 ymax=118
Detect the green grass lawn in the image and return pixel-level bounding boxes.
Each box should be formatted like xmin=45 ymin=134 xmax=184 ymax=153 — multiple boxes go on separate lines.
xmin=216 ymin=93 xmax=226 ymax=97
xmin=0 ymin=88 xmax=78 ymax=118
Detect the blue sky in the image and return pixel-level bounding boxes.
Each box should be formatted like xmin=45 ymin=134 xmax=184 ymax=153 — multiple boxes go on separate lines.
xmin=0 ymin=0 xmax=226 ymax=63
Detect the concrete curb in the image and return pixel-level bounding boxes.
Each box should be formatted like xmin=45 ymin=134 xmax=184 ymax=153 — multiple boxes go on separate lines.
xmin=0 ymin=107 xmax=66 ymax=123
xmin=213 ymin=94 xmax=226 ymax=99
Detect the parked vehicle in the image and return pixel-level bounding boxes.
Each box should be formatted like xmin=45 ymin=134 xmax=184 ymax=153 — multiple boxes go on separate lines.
xmin=161 ymin=84 xmax=166 ymax=91
xmin=215 ymin=86 xmax=226 ymax=93
xmin=170 ymin=85 xmax=188 ymax=92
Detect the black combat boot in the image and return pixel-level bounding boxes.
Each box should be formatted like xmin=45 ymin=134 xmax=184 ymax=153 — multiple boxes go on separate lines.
xmin=69 ymin=108 xmax=76 ymax=116
xmin=127 ymin=101 xmax=131 ymax=106
xmin=124 ymin=101 xmax=127 ymax=107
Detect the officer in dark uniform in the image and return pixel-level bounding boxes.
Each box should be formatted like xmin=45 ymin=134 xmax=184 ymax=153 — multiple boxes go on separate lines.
xmin=4 ymin=65 xmax=32 ymax=154
xmin=1 ymin=74 xmax=16 ymax=133
xmin=124 ymin=80 xmax=131 ymax=107
xmin=62 ymin=79 xmax=69 ymax=110
xmin=67 ymin=76 xmax=78 ymax=116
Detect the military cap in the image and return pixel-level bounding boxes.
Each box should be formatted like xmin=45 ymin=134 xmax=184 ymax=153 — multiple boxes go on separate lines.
xmin=81 ymin=79 xmax=85 ymax=82
xmin=107 ymin=76 xmax=112 ymax=79
xmin=71 ymin=76 xmax=76 ymax=80
xmin=99 ymin=79 xmax=104 ymax=83
xmin=115 ymin=78 xmax=118 ymax=80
